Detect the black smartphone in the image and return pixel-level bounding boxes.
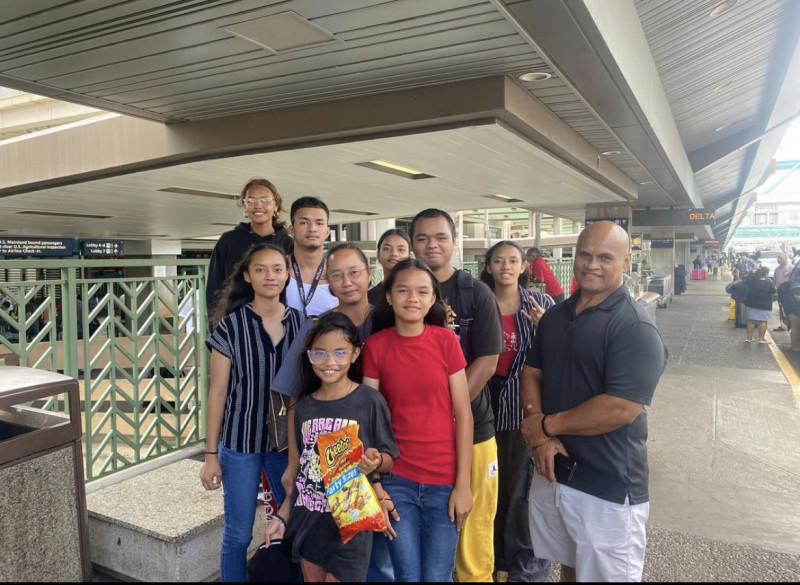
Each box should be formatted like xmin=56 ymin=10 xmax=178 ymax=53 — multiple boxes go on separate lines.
xmin=554 ymin=453 xmax=577 ymax=483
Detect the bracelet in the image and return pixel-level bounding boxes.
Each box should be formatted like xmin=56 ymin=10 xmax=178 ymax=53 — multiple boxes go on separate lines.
xmin=370 ymin=475 xmax=382 ymax=484
xmin=271 ymin=514 xmax=287 ymax=527
xmin=205 ymin=451 xmax=218 ymax=455
xmin=541 ymin=414 xmax=552 ymax=438
xmin=377 ymin=452 xmax=385 ymax=473
xmin=378 ymin=492 xmax=389 ymax=504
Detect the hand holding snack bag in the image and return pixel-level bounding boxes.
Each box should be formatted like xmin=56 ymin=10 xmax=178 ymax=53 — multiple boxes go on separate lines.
xmin=317 ymin=423 xmax=387 ymax=544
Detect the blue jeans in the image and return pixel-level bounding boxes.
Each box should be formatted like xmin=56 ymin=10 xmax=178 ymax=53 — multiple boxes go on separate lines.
xmin=366 ymin=533 xmax=395 ymax=582
xmin=381 ymin=472 xmax=459 ymax=582
xmin=218 ymin=445 xmax=288 ymax=582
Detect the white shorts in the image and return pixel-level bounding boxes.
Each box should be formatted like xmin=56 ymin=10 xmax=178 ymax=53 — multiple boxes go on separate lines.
xmin=528 ymin=471 xmax=649 ymax=582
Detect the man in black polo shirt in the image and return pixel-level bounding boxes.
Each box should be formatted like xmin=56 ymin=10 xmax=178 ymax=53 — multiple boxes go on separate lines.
xmin=520 ymin=221 xmax=667 ymax=582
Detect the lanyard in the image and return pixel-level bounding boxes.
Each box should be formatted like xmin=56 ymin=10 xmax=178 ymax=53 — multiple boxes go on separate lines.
xmin=291 ymin=255 xmax=325 ymax=317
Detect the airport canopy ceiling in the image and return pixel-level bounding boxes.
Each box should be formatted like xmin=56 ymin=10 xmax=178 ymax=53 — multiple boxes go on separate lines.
xmin=0 ymin=0 xmax=798 ymax=248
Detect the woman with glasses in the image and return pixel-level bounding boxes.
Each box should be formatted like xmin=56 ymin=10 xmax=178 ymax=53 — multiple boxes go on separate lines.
xmin=206 ymin=178 xmax=294 ymax=315
xmin=273 ymin=242 xmax=375 ymax=396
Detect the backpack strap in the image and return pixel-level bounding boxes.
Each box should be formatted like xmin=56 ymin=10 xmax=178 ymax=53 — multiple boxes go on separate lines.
xmin=455 ymin=269 xmax=475 ymax=319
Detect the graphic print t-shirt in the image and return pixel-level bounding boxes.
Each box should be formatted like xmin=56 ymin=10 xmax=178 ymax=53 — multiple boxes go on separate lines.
xmin=286 ymin=385 xmax=397 ymax=581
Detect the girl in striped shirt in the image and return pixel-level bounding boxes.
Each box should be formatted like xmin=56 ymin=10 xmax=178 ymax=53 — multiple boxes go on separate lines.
xmin=201 ymin=243 xmax=305 ymax=582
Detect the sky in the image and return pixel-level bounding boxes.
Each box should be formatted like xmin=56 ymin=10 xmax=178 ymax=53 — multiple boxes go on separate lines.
xmin=775 ymin=117 xmax=800 ymax=161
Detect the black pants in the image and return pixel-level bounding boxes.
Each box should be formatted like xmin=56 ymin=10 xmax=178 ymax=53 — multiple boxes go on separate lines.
xmin=489 ymin=376 xmax=551 ymax=582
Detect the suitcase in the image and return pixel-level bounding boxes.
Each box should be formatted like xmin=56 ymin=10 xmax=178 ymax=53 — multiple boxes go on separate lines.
xmin=691 ymin=268 xmax=706 ymax=280
xmin=734 ymin=300 xmax=747 ymax=328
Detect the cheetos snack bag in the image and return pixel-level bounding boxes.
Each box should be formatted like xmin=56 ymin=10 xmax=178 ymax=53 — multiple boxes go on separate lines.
xmin=317 ymin=423 xmax=387 ymax=544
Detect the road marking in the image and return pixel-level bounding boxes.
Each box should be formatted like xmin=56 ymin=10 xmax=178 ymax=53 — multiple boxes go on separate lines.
xmin=766 ymin=334 xmax=800 ymax=409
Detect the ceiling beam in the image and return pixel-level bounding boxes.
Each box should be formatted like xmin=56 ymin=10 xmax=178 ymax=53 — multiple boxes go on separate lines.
xmin=499 ymin=0 xmax=702 ymax=208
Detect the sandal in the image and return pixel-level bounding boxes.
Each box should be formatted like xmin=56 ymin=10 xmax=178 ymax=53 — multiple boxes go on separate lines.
xmin=758 ymin=340 xmax=769 ymax=344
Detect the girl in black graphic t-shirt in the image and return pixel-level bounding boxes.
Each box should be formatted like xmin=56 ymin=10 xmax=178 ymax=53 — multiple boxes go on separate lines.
xmin=266 ymin=313 xmax=398 ymax=582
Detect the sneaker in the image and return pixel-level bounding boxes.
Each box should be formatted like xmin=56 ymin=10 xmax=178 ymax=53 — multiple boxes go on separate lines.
xmin=758 ymin=340 xmax=769 ymax=344
xmin=744 ymin=339 xmax=754 ymax=343
xmin=773 ymin=326 xmax=786 ymax=332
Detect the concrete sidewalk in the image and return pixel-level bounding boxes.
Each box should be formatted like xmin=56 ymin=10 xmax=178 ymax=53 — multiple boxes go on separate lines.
xmin=644 ymin=277 xmax=800 ymax=581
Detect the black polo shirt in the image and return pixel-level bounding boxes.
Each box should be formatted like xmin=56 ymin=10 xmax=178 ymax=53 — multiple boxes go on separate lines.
xmin=525 ymin=285 xmax=668 ymax=504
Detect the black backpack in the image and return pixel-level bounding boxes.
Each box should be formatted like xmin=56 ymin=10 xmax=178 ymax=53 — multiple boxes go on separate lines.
xmin=448 ymin=269 xmax=476 ymax=363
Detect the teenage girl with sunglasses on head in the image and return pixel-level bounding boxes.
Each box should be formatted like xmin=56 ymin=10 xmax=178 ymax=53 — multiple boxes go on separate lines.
xmin=266 ymin=312 xmax=398 ymax=582
xmin=480 ymin=240 xmax=555 ymax=582
xmin=201 ymin=243 xmax=305 ymax=582
xmin=362 ymin=258 xmax=473 ymax=582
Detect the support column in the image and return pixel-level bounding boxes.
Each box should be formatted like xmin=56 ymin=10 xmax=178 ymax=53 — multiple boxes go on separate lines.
xmin=648 ymin=230 xmax=676 ymax=300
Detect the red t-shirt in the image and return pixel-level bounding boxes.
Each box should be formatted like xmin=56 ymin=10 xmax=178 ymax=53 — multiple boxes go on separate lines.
xmin=495 ymin=314 xmax=518 ymax=377
xmin=362 ymin=325 xmax=466 ymax=485
xmin=529 ymin=257 xmax=564 ymax=297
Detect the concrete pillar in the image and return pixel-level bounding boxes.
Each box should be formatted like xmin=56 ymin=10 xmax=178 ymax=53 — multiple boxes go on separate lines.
xmin=359 ymin=219 xmax=395 ymax=244
xmin=454 ymin=211 xmax=464 ymax=269
xmin=648 ymin=230 xmax=675 ymax=299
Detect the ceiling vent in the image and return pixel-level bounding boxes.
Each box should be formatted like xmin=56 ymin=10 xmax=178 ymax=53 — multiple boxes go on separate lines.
xmin=223 ymin=12 xmax=339 ymax=54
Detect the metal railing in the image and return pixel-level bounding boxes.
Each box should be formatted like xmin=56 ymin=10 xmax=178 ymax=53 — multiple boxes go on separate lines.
xmin=0 ymin=259 xmax=209 ymax=481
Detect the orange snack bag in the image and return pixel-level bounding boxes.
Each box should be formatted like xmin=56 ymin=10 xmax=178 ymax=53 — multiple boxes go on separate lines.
xmin=317 ymin=423 xmax=387 ymax=544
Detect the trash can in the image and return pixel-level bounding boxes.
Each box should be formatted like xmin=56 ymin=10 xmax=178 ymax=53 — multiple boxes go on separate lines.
xmin=0 ymin=367 xmax=91 ymax=581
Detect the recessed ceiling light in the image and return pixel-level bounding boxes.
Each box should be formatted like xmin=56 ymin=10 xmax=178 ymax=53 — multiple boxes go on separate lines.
xmin=158 ymin=187 xmax=237 ymax=200
xmin=519 ymin=71 xmax=552 ymax=82
xmin=710 ymin=0 xmax=737 ymax=18
xmin=639 ymin=181 xmax=654 ymax=185
xmin=483 ymin=194 xmax=524 ymax=203
xmin=16 ymin=210 xmax=112 ymax=219
xmin=715 ymin=124 xmax=729 ymax=132
xmin=330 ymin=208 xmax=379 ymax=216
xmin=601 ymin=150 xmax=621 ymax=156
xmin=355 ymin=160 xmax=435 ymax=180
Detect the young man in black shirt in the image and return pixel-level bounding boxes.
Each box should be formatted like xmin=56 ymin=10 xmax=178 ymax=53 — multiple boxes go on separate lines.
xmin=410 ymin=208 xmax=502 ymax=583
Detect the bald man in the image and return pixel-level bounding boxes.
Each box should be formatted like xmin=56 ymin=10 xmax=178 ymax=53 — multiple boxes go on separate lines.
xmin=519 ymin=221 xmax=668 ymax=582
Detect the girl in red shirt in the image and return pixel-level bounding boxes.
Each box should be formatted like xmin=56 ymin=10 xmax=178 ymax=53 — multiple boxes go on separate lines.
xmin=362 ymin=258 xmax=473 ymax=582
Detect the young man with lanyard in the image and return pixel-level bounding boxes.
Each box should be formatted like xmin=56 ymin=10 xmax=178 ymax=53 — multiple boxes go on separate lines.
xmin=410 ymin=208 xmax=503 ymax=583
xmin=286 ymin=197 xmax=339 ymax=318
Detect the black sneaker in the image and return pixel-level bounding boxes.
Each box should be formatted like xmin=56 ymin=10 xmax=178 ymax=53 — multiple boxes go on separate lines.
xmin=773 ymin=326 xmax=786 ymax=332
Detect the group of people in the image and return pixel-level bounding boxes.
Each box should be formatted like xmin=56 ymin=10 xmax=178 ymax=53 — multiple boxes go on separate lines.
xmin=198 ymin=177 xmax=668 ymax=583
xmin=733 ymin=250 xmax=800 ymax=347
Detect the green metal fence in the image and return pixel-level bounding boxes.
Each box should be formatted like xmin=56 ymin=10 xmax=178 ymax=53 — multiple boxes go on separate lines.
xmin=0 ymin=259 xmax=208 ymax=481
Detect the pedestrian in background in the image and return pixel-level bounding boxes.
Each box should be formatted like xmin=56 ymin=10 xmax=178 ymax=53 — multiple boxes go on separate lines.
xmin=526 ymin=247 xmax=565 ymax=303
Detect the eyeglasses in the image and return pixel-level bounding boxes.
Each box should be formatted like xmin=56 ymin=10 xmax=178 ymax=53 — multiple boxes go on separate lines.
xmin=243 ymin=197 xmax=275 ymax=207
xmin=327 ymin=268 xmax=367 ymax=282
xmin=306 ymin=349 xmax=353 ymax=365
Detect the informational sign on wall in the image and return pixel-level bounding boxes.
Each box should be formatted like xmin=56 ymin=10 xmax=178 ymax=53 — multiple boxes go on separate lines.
xmin=650 ymin=238 xmax=675 ymax=249
xmin=81 ymin=239 xmax=124 ymax=257
xmin=584 ymin=217 xmax=630 ymax=232
xmin=632 ymin=209 xmax=716 ymax=226
xmin=0 ymin=236 xmax=75 ymax=257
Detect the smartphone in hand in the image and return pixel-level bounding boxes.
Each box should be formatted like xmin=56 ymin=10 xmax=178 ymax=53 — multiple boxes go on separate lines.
xmin=554 ymin=453 xmax=577 ymax=483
